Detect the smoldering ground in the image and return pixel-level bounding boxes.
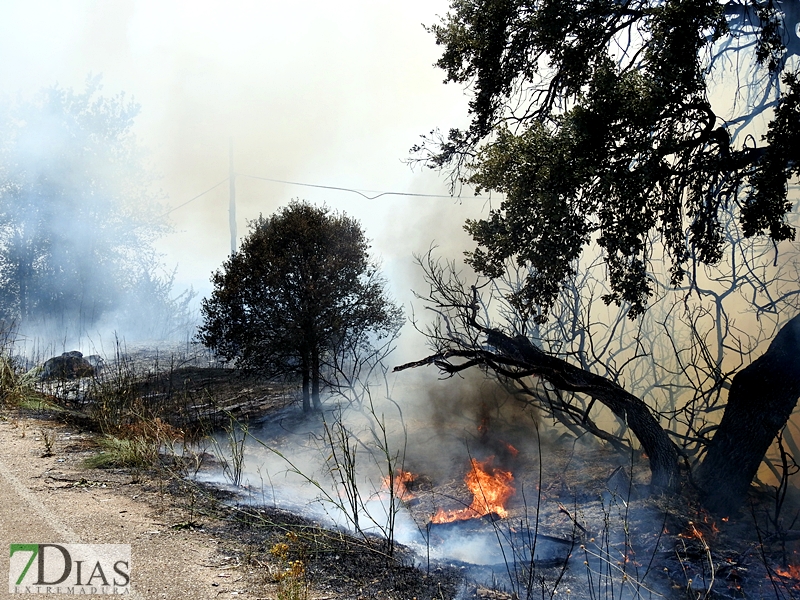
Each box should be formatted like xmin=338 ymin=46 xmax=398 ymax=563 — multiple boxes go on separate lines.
xmin=200 ymin=370 xmax=548 ymax=541
xmin=197 ymin=364 xmax=672 ymax=589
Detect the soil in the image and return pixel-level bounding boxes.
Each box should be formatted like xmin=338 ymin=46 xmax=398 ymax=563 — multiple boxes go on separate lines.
xmin=0 ymin=408 xmax=248 ymax=600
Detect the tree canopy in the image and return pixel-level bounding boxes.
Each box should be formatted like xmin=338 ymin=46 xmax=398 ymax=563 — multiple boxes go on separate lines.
xmin=199 ymin=201 xmax=403 ymax=412
xmin=414 ymin=0 xmax=800 ymax=320
xmin=0 ymin=76 xmax=191 ymax=339
xmin=401 ymin=0 xmax=800 ymax=513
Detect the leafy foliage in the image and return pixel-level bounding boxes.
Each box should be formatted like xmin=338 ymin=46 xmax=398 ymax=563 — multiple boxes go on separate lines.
xmin=199 ymin=201 xmax=402 ymax=411
xmin=403 ymin=1 xmax=800 ymax=510
xmin=415 ymin=0 xmax=800 ymax=321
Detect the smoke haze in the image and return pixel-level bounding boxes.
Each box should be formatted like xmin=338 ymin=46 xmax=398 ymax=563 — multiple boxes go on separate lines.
xmin=0 ymin=1 xmax=491 ymax=356
xmin=0 ymin=1 xmax=476 ymax=302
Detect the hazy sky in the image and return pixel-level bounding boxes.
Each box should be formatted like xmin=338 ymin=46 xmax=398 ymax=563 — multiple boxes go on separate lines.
xmin=0 ymin=1 xmax=487 ymax=329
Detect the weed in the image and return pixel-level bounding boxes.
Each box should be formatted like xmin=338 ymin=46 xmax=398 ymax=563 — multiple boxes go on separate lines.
xmin=260 ymin=395 xmax=407 ymax=558
xmin=40 ymin=428 xmax=55 ymax=457
xmin=85 ymin=341 xmax=141 ymax=433
xmin=270 ymin=532 xmax=309 ymax=600
xmin=83 ymin=434 xmax=158 ymax=469
xmin=16 ymin=395 xmax=63 ymax=413
xmin=211 ymin=414 xmax=248 ymax=487
xmin=0 ymin=351 xmax=29 ymax=407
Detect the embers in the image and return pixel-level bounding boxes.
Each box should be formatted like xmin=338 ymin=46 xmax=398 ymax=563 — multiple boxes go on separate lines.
xmin=775 ymin=562 xmax=800 ymax=589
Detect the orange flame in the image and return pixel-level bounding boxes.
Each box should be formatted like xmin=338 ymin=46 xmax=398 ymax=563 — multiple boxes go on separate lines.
xmin=381 ymin=469 xmax=416 ymax=502
xmin=678 ymin=522 xmax=707 ymax=540
xmin=431 ymin=458 xmax=515 ymax=523
xmin=678 ymin=516 xmax=720 ymax=541
xmin=504 ymin=442 xmax=520 ymax=458
xmin=776 ymin=564 xmax=800 ymax=581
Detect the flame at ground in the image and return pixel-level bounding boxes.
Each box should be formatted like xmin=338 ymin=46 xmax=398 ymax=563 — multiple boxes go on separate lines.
xmin=381 ymin=469 xmax=416 ymax=501
xmin=431 ymin=458 xmax=515 ymax=523
xmin=678 ymin=514 xmax=720 ymax=541
xmin=776 ymin=563 xmax=800 ymax=581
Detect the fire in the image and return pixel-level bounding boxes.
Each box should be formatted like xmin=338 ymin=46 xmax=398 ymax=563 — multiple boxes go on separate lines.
xmin=431 ymin=458 xmax=515 ymax=523
xmin=382 ymin=469 xmax=416 ymax=501
xmin=504 ymin=442 xmax=519 ymax=458
xmin=678 ymin=513 xmax=721 ymax=540
xmin=776 ymin=564 xmax=800 ymax=581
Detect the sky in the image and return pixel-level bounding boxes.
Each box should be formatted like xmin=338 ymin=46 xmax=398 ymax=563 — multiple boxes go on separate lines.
xmin=0 ymin=0 xmax=488 ymax=347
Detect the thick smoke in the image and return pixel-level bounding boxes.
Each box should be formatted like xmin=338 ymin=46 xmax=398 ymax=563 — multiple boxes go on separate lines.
xmin=401 ymin=370 xmax=540 ymax=482
xmin=0 ymin=77 xmax=195 ymax=349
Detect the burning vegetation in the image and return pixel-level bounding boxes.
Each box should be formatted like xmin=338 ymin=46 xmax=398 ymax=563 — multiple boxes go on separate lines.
xmin=430 ymin=457 xmax=516 ymax=523
xmin=382 ymin=468 xmax=417 ymax=502
xmin=5 ymin=339 xmax=800 ymax=599
xmin=4 ymin=0 xmax=800 ymax=598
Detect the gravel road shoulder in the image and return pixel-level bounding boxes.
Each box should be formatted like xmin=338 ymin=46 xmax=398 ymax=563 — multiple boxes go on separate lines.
xmin=0 ymin=410 xmax=274 ymax=600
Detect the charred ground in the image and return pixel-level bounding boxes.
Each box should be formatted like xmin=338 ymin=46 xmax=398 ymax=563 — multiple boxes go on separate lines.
xmin=5 ymin=350 xmax=800 ymax=599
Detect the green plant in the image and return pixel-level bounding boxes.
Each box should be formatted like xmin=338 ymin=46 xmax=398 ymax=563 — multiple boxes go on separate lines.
xmin=0 ymin=339 xmax=41 ymax=409
xmin=0 ymin=355 xmax=24 ymax=406
xmin=83 ymin=434 xmax=158 ymax=469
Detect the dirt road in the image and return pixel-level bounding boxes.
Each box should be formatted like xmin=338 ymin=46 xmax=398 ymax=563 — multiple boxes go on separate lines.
xmin=0 ymin=414 xmax=264 ymax=600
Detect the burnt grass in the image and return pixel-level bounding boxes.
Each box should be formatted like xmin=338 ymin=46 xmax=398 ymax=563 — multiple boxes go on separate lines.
xmin=133 ymin=471 xmax=465 ymax=600
xmin=3 ymin=408 xmax=465 ymax=600
xmin=15 ymin=363 xmax=470 ymax=599
xmin=143 ymin=368 xmax=467 ymax=598
xmin=214 ymin=504 xmax=464 ymax=599
xmin=19 ymin=359 xmax=800 ymax=599
xmin=50 ymin=365 xmax=294 ymax=434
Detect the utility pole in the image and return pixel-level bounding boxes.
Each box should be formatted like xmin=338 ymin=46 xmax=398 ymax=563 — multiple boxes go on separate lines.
xmin=229 ymin=138 xmax=237 ymax=254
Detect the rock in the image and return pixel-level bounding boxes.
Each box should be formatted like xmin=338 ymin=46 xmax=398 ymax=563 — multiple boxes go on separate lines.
xmin=40 ymin=351 xmax=96 ymax=381
xmin=84 ymin=354 xmax=105 ymax=373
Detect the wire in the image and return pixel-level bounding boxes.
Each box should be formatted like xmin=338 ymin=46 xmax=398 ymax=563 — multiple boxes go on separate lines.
xmin=159 ymin=178 xmax=229 ymax=217
xmin=161 ymin=173 xmax=480 ymax=218
xmin=237 ymin=173 xmax=473 ymax=200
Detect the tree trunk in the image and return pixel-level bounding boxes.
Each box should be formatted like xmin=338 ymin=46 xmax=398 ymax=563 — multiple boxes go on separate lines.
xmin=311 ymin=345 xmax=322 ymax=411
xmin=696 ymin=314 xmax=800 ymax=515
xmin=301 ymin=353 xmax=311 ymax=413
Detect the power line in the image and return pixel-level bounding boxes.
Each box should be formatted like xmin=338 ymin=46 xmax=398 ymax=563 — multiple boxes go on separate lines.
xmin=238 ymin=173 xmax=474 ymax=201
xmin=161 ymin=173 xmax=482 ymax=217
xmin=159 ymin=178 xmax=229 ymax=217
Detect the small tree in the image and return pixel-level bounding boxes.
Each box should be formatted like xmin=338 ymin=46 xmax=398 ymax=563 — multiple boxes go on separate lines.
xmin=199 ymin=201 xmax=403 ymax=412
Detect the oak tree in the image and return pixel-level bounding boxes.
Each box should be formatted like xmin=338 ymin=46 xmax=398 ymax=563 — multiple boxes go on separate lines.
xmin=404 ymin=0 xmax=800 ymax=513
